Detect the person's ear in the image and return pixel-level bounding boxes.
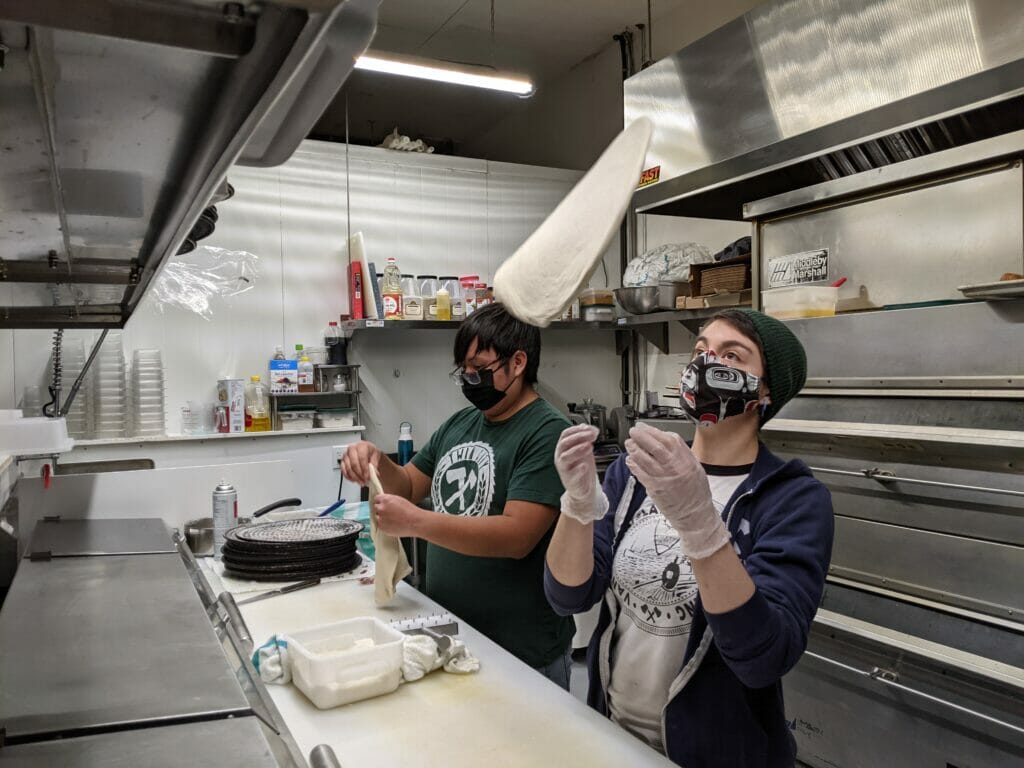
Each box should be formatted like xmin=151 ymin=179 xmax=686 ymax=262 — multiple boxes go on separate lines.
xmin=510 ymin=350 xmax=527 ymax=378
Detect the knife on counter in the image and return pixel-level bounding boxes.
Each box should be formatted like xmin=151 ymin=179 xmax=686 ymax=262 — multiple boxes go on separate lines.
xmin=237 ymin=578 xmax=322 ymax=605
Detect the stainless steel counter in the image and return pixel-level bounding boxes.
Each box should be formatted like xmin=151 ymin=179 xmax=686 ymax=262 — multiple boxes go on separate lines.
xmin=23 ymin=517 xmax=175 ymax=558
xmin=0 ymin=718 xmax=279 ymax=768
xmin=0 ymin=552 xmax=250 ymax=741
xmin=199 ymin=559 xmax=678 ymax=768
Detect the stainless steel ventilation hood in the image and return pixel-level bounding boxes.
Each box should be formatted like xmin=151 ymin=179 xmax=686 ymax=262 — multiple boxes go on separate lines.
xmin=0 ymin=0 xmax=378 ymax=328
xmin=625 ymin=0 xmax=1024 ymax=220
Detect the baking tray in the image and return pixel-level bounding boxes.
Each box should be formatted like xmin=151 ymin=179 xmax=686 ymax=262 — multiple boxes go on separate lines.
xmin=957 ymin=278 xmax=1024 ymax=300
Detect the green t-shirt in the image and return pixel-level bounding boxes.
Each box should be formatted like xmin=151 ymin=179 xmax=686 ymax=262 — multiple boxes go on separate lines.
xmin=411 ymin=397 xmax=573 ymax=668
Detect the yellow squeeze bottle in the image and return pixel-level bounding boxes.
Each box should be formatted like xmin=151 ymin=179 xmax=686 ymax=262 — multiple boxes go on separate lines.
xmin=435 ymin=288 xmax=452 ymax=320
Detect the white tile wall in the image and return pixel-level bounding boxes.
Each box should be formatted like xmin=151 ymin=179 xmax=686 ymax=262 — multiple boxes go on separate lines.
xmin=1 ymin=142 xmax=623 ymax=447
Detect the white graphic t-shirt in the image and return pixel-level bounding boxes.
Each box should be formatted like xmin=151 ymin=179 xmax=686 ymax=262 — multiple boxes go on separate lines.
xmin=606 ymin=464 xmax=751 ymax=752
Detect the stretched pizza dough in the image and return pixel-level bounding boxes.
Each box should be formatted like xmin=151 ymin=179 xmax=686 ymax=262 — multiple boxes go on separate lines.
xmin=369 ymin=464 xmax=412 ymax=606
xmin=493 ymin=118 xmax=653 ymax=327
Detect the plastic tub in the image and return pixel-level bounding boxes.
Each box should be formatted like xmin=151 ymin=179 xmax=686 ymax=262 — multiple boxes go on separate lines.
xmin=288 ymin=617 xmax=406 ymax=709
xmin=578 ymin=288 xmax=614 ymax=307
xmin=762 ymin=286 xmax=838 ymax=319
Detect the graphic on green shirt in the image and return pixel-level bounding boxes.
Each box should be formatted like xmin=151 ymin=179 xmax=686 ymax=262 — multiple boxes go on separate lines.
xmin=432 ymin=441 xmax=495 ymax=517
xmin=411 ymin=398 xmax=573 ymax=668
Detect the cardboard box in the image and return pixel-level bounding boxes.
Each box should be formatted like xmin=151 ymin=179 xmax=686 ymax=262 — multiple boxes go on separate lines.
xmin=676 ymin=289 xmax=752 ymax=311
xmin=269 ymin=359 xmax=299 ymax=394
xmin=688 ymin=254 xmax=752 ymax=297
xmin=217 ymin=378 xmax=246 ymax=433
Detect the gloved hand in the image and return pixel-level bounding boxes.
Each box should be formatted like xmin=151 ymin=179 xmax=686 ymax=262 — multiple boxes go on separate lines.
xmin=624 ymin=423 xmax=730 ymax=559
xmin=554 ymin=424 xmax=609 ymax=524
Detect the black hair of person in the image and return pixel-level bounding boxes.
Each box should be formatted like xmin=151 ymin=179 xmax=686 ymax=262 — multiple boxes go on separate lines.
xmin=453 ymin=302 xmax=541 ymax=385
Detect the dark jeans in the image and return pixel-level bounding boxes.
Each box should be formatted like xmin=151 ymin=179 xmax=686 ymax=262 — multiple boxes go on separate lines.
xmin=536 ymin=648 xmax=572 ymax=690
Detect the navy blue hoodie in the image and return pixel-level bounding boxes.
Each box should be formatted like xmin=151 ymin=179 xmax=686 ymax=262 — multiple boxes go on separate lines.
xmin=544 ymin=445 xmax=833 ymax=768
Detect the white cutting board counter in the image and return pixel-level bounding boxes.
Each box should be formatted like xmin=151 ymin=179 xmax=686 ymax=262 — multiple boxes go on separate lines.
xmin=201 ymin=562 xmax=674 ymax=768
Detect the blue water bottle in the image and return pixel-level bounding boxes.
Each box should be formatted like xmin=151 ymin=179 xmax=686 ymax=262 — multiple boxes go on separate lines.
xmin=397 ymin=421 xmax=414 ymax=465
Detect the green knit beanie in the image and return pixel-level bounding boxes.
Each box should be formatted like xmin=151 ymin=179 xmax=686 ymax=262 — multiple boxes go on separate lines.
xmin=734 ymin=308 xmax=807 ymax=423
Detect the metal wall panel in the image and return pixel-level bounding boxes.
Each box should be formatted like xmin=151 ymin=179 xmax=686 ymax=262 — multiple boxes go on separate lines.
xmin=759 ymin=163 xmax=1023 ymax=306
xmin=787 ymin=635 xmax=1024 ymax=768
xmin=831 ymin=516 xmax=1024 ymax=619
xmin=780 ymin=301 xmax=1024 ymax=379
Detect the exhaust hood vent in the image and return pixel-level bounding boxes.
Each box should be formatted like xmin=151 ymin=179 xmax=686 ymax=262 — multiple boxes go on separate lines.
xmin=811 ymin=95 xmax=1024 ymax=182
xmin=0 ymin=0 xmax=379 ymax=329
xmin=626 ymin=0 xmax=1024 ymax=220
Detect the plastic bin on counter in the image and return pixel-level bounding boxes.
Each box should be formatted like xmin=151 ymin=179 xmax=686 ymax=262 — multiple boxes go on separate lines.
xmin=762 ymin=286 xmax=838 ymax=319
xmin=278 ymin=406 xmax=316 ymax=431
xmin=288 ymin=617 xmax=406 ymax=709
xmin=316 ymin=408 xmax=356 ymax=428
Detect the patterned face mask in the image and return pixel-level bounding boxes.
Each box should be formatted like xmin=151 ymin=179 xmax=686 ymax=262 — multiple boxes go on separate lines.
xmin=680 ymin=352 xmax=763 ymax=428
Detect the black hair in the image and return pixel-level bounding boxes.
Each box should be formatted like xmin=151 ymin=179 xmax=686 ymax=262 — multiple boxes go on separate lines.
xmin=703 ymin=309 xmax=768 ymax=379
xmin=453 ymin=302 xmax=541 ymax=384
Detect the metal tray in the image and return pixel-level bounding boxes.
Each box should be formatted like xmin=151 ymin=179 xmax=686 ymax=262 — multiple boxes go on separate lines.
xmin=230 ymin=518 xmax=362 ymax=545
xmin=958 ymin=278 xmax=1024 ymax=300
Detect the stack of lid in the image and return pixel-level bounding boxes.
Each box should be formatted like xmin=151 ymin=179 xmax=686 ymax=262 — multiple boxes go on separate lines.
xmin=221 ymin=518 xmax=363 ymax=581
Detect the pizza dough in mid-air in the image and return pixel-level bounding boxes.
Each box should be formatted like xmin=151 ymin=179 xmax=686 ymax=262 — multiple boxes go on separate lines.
xmin=493 ymin=118 xmax=653 ymax=327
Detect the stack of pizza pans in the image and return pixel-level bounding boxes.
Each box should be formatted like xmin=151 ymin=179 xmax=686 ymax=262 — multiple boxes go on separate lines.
xmin=221 ymin=518 xmax=364 ymax=581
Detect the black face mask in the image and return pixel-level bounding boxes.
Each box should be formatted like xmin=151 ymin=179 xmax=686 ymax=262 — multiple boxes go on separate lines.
xmin=680 ymin=352 xmax=763 ymax=428
xmin=461 ymin=367 xmax=513 ymax=411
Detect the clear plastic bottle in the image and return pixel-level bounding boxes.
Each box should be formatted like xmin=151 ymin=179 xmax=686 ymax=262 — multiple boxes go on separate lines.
xmin=293 ymin=343 xmax=304 ymax=360
xmin=401 ymin=274 xmax=423 ymax=320
xmin=435 ymin=287 xmax=451 ymax=321
xmin=381 ymin=256 xmax=404 ymax=319
xmin=475 ymin=282 xmax=489 ymax=308
xmin=245 ymin=375 xmax=271 ymax=432
xmin=418 ymin=275 xmax=439 ymax=319
xmin=324 ymin=321 xmax=347 ymax=365
xmin=298 ymin=355 xmax=315 ymax=392
xmin=272 ymin=345 xmax=286 ymax=361
xmin=461 ymin=275 xmax=479 ymax=315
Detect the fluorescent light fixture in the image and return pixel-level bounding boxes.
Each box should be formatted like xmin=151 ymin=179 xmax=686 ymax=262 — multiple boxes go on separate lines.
xmin=355 ymin=53 xmax=534 ymax=97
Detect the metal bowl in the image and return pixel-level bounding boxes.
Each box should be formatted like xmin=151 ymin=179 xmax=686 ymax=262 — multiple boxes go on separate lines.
xmin=614 ymin=286 xmax=661 ymax=315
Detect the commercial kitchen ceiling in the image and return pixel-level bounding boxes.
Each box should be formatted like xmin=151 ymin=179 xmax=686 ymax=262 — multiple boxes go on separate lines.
xmin=312 ymin=0 xmax=688 ymax=155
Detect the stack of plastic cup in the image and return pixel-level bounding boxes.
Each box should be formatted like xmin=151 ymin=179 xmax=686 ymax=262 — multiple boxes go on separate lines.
xmin=53 ymin=336 xmax=92 ymax=438
xmin=130 ymin=349 xmax=166 ymax=437
xmin=92 ymin=330 xmax=128 ymax=439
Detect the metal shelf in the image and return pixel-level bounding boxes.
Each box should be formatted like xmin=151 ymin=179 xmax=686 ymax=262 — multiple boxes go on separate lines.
xmin=340 ymin=319 xmax=620 ymax=330
xmin=271 ymin=391 xmax=361 ymax=397
xmin=339 ymin=308 xmax=730 ymax=352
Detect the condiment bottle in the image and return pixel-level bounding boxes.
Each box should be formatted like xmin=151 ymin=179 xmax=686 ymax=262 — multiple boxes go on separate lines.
xmin=298 ymin=355 xmax=315 ymax=392
xmin=435 ymin=288 xmax=452 ymax=320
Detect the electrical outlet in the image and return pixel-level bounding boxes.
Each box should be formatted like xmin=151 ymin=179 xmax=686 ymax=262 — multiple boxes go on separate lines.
xmin=332 ymin=445 xmax=348 ymax=470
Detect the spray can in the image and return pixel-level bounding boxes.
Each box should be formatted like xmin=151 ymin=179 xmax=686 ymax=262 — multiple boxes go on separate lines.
xmin=397 ymin=422 xmax=414 ymax=466
xmin=212 ymin=481 xmax=238 ymax=561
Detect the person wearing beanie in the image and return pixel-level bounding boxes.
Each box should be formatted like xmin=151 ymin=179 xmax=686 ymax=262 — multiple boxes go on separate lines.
xmin=544 ymin=308 xmax=833 ymax=768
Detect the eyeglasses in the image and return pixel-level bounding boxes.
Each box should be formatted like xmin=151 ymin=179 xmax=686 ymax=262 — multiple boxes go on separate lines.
xmin=450 ymin=357 xmax=507 ymax=386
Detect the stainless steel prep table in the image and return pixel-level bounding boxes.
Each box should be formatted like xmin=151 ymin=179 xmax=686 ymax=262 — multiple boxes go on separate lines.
xmin=200 ymin=560 xmax=678 ymax=768
xmin=23 ymin=517 xmax=176 ymax=558
xmin=0 ymin=551 xmax=250 ymax=741
xmin=0 ymin=717 xmax=279 ymax=768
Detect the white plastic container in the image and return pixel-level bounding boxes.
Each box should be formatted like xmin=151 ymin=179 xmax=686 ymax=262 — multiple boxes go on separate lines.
xmin=0 ymin=410 xmax=74 ymax=455
xmin=762 ymin=286 xmax=838 ymax=319
xmin=288 ymin=617 xmax=406 ymax=709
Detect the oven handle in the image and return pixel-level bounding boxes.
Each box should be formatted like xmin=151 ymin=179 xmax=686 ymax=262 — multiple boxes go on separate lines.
xmin=802 ymin=650 xmax=1024 ymax=737
xmin=809 ymin=466 xmax=1024 ymax=499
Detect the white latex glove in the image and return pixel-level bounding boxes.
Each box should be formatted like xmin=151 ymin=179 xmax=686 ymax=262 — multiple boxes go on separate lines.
xmin=554 ymin=424 xmax=609 ymax=524
xmin=624 ymin=423 xmax=730 ymax=559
